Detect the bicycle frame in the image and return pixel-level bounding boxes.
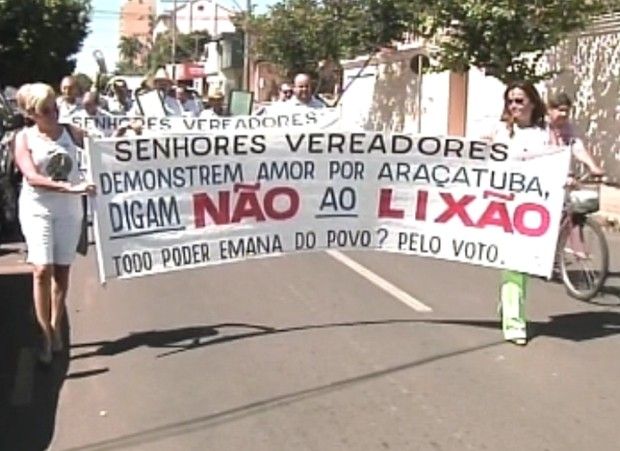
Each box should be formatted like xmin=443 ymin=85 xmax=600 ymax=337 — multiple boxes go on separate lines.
xmin=559 ymin=210 xmax=588 ymax=257
xmin=556 ymin=179 xmax=610 ymax=300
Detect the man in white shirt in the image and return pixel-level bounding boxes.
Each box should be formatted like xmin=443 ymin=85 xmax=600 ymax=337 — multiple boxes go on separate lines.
xmin=199 ymin=88 xmax=225 ymax=117
xmin=290 ymin=73 xmax=325 ymax=109
xmin=259 ymin=75 xmax=324 ymax=115
xmin=74 ymin=91 xmax=114 ymax=138
xmin=56 ymin=76 xmax=82 ymax=122
xmin=149 ymin=67 xmax=182 ymax=116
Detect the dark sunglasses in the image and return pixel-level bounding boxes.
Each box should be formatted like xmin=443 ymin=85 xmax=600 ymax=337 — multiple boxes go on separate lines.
xmin=507 ymin=98 xmax=525 ymax=105
xmin=39 ymin=105 xmax=58 ymax=116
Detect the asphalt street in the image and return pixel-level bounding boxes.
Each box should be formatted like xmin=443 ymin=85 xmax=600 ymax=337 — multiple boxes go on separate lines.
xmin=1 ymin=235 xmax=619 ymax=451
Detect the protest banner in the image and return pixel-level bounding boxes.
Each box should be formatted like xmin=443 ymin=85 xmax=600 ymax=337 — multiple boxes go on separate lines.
xmin=87 ymin=132 xmax=571 ymax=282
xmin=70 ymin=109 xmax=341 ymax=137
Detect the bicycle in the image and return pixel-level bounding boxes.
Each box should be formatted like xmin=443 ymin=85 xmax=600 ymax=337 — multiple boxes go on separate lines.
xmin=556 ymin=174 xmax=610 ymax=301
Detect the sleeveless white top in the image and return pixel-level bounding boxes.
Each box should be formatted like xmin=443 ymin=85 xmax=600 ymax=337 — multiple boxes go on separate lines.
xmin=19 ymin=126 xmax=82 ymax=217
xmin=491 ymin=122 xmax=553 ymax=160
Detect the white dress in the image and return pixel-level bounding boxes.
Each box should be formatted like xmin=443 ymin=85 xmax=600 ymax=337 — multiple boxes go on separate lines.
xmin=18 ymin=126 xmax=83 ymax=265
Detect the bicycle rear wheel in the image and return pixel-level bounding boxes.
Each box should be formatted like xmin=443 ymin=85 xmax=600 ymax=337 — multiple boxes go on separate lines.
xmin=558 ymin=216 xmax=609 ymax=301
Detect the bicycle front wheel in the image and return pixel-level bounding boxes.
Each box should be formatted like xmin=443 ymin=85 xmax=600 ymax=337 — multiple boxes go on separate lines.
xmin=558 ymin=216 xmax=609 ymax=301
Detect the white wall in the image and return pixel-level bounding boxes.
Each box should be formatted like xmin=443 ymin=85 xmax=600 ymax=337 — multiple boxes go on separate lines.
xmin=340 ymin=54 xmax=449 ymax=134
xmin=174 ymin=0 xmax=235 ymax=36
xmin=465 ymin=67 xmax=551 ymax=139
xmin=465 ymin=67 xmax=506 ymax=138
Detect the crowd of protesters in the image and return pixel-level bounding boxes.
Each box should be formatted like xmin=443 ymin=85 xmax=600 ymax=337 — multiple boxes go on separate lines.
xmin=0 ymin=66 xmax=607 ymax=365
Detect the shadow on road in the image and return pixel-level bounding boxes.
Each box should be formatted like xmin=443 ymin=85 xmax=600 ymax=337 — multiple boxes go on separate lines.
xmin=61 ymin=339 xmax=506 ymax=451
xmin=594 ymin=269 xmax=620 ymax=304
xmin=70 ymin=311 xmax=620 ymax=365
xmin=0 ymin=273 xmax=70 ymax=451
xmin=71 ymin=323 xmax=277 ymax=360
xmin=543 ymin=269 xmax=620 ymax=306
xmin=422 ymin=311 xmax=620 ymax=342
xmin=599 ymin=285 xmax=620 ymax=301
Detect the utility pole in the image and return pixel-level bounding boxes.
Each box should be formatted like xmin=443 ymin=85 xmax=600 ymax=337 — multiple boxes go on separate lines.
xmin=189 ymin=0 xmax=193 ymax=33
xmin=171 ymin=0 xmax=177 ymax=80
xmin=243 ymin=0 xmax=252 ymax=90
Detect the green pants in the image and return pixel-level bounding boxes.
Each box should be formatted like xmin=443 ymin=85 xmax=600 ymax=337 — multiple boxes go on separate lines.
xmin=500 ymin=270 xmax=528 ymax=341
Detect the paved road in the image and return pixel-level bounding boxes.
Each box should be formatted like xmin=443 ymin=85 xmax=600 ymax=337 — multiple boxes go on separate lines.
xmin=1 ymin=235 xmax=619 ymax=451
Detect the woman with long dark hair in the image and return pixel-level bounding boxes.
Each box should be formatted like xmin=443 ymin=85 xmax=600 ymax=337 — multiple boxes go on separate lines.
xmin=489 ymin=80 xmax=550 ymax=345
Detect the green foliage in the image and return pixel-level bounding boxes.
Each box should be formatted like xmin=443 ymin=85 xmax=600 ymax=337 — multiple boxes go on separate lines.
xmin=244 ymin=0 xmax=412 ymax=79
xmin=415 ymin=0 xmax=619 ymax=82
xmin=0 ymin=0 xmax=92 ymax=87
xmin=116 ymin=36 xmax=147 ymax=75
xmin=244 ymin=0 xmax=618 ymax=83
xmin=146 ymin=30 xmax=211 ymax=74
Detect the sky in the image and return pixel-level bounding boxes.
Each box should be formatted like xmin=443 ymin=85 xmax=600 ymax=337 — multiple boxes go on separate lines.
xmin=74 ymin=0 xmax=276 ymax=76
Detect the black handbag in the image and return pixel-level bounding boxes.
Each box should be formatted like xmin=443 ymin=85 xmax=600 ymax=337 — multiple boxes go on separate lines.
xmin=63 ymin=124 xmax=89 ymax=256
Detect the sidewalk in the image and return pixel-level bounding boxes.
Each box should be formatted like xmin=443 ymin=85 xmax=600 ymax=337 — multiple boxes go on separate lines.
xmin=598 ymin=185 xmax=620 ymax=231
xmin=0 ymin=244 xmax=39 ymax=451
xmin=0 ymin=242 xmax=30 ymax=275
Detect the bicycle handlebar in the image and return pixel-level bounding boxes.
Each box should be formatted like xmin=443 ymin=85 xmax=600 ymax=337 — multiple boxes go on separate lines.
xmin=569 ymin=173 xmax=620 ymax=190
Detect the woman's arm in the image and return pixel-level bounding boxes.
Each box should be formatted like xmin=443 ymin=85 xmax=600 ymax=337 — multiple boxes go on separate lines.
xmin=14 ymin=129 xmax=91 ymax=193
xmin=571 ymin=137 xmax=604 ymax=174
xmin=68 ymin=124 xmax=85 ymax=147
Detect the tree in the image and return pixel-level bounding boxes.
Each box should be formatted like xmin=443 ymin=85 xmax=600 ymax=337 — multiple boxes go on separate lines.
xmin=409 ymin=0 xmax=620 ymax=82
xmin=243 ymin=0 xmax=619 ymax=83
xmin=146 ymin=30 xmax=211 ymax=74
xmin=0 ymin=0 xmax=92 ymax=87
xmin=117 ymin=36 xmax=145 ymax=74
xmin=243 ymin=0 xmax=412 ymax=79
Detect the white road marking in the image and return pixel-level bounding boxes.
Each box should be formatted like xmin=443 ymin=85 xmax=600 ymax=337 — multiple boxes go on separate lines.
xmin=325 ymin=250 xmax=433 ymax=312
xmin=10 ymin=347 xmax=35 ymax=406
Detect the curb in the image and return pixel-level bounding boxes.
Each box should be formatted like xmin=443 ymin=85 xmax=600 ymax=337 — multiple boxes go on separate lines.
xmin=0 ymin=243 xmax=30 ymax=275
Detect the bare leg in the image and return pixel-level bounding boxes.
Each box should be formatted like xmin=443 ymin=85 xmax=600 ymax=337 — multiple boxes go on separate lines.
xmin=51 ymin=264 xmax=71 ymax=351
xmin=32 ymin=264 xmax=54 ymax=362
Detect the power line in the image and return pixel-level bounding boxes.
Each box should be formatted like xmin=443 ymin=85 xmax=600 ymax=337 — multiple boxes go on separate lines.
xmin=91 ymin=10 xmax=232 ymax=19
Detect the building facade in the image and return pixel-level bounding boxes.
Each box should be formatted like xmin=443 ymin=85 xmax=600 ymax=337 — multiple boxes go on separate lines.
xmin=119 ymin=0 xmax=157 ymax=65
xmin=337 ymin=14 xmax=620 ymax=217
xmin=153 ymin=0 xmax=240 ymax=97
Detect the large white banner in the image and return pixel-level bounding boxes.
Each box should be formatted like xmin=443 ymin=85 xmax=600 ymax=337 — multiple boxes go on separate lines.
xmin=87 ymin=132 xmax=571 ymax=282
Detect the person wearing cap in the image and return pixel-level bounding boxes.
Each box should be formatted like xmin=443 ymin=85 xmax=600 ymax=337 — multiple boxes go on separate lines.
xmin=200 ymin=88 xmax=225 ymax=117
xmin=152 ymin=67 xmax=173 ymax=92
xmin=147 ymin=68 xmax=182 ymax=116
xmin=175 ymin=85 xmax=203 ymax=117
xmin=106 ymin=79 xmax=134 ymax=115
